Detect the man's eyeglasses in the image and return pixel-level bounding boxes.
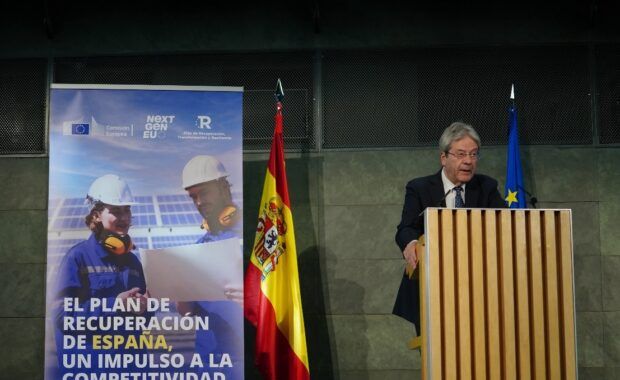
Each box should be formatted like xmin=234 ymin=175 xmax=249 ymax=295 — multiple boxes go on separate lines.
xmin=445 ymin=151 xmax=480 ymax=160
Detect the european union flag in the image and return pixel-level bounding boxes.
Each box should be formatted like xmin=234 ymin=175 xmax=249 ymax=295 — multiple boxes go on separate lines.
xmin=71 ymin=123 xmax=89 ymax=135
xmin=505 ymin=85 xmax=526 ymax=208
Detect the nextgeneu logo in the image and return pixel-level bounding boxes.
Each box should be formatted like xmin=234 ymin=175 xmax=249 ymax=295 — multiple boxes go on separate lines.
xmin=143 ymin=115 xmax=175 ymax=139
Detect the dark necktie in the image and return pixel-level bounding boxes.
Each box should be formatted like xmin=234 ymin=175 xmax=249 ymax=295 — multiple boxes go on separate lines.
xmin=454 ymin=186 xmax=465 ymax=208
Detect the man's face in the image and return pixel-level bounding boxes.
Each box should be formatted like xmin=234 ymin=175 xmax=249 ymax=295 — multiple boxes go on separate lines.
xmin=187 ymin=181 xmax=226 ymax=220
xmin=440 ymin=136 xmax=479 ymax=185
xmin=98 ymin=205 xmax=132 ymax=235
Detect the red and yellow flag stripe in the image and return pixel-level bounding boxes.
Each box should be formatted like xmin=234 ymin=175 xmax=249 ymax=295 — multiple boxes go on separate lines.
xmin=244 ymin=101 xmax=310 ymax=379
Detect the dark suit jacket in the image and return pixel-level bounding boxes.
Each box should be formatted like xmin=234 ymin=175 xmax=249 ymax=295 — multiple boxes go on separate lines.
xmin=393 ymin=169 xmax=506 ymax=332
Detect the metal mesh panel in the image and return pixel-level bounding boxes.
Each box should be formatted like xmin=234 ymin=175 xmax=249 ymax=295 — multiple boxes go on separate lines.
xmin=53 ymin=53 xmax=314 ymax=150
xmin=322 ymin=51 xmax=420 ymax=148
xmin=596 ymin=45 xmax=620 ymax=144
xmin=323 ymin=47 xmax=591 ymax=148
xmin=0 ymin=58 xmax=47 ymax=155
xmin=417 ymin=47 xmax=591 ymax=146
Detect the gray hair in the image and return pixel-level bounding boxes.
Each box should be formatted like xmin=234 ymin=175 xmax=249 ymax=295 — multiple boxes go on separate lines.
xmin=438 ymin=122 xmax=481 ymax=153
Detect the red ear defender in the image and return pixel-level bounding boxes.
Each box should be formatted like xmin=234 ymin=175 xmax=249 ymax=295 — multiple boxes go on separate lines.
xmin=100 ymin=232 xmax=133 ymax=255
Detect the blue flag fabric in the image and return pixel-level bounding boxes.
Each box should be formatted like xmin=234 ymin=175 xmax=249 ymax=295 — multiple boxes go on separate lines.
xmin=505 ymin=102 xmax=527 ymax=208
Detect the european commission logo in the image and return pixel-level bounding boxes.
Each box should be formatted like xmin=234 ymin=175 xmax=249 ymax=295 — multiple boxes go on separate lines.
xmin=63 ymin=122 xmax=90 ymax=136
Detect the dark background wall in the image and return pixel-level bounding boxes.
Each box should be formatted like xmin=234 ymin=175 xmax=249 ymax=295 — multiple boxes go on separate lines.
xmin=0 ymin=1 xmax=619 ymax=379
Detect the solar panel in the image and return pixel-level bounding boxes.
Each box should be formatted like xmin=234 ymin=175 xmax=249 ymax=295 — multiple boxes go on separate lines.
xmin=48 ymin=198 xmax=87 ymax=230
xmin=151 ymin=235 xmax=204 ymax=249
xmin=52 ymin=217 xmax=85 ymax=230
xmin=132 ymin=204 xmax=155 ymax=214
xmin=50 ymin=196 xmax=160 ymax=229
xmin=161 ymin=213 xmax=202 ymax=226
xmin=157 ymin=194 xmax=188 ymax=203
xmin=134 ymin=195 xmax=153 ymax=203
xmin=130 ymin=196 xmax=157 ymax=228
xmin=132 ymin=236 xmax=149 ymax=250
xmin=159 ymin=203 xmax=194 ymax=213
xmin=64 ymin=198 xmax=86 ymax=206
xmin=57 ymin=205 xmax=90 ymax=217
xmin=133 ymin=215 xmax=158 ymax=226
xmin=157 ymin=193 xmax=203 ymax=227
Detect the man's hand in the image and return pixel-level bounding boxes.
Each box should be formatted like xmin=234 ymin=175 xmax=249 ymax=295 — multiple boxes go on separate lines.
xmin=117 ymin=287 xmax=141 ymax=303
xmin=134 ymin=290 xmax=150 ymax=315
xmin=403 ymin=240 xmax=418 ymax=270
xmin=117 ymin=287 xmax=150 ymax=315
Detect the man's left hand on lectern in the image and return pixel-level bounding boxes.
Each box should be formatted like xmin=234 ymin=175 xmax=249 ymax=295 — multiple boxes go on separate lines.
xmin=405 ymin=235 xmax=425 ymax=279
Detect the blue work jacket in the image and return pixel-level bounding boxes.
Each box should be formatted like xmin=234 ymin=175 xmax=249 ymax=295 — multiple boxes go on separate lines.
xmin=52 ymin=233 xmax=148 ymax=375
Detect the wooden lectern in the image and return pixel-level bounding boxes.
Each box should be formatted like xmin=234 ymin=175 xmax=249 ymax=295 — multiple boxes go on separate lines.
xmin=417 ymin=208 xmax=577 ymax=380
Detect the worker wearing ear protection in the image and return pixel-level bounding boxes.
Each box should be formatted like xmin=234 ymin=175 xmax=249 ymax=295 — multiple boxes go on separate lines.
xmin=52 ymin=174 xmax=150 ymax=377
xmin=177 ymin=155 xmax=243 ymax=378
xmin=182 ymin=155 xmax=241 ymax=242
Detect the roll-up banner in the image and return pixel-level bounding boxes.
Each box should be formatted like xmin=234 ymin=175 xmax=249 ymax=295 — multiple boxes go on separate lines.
xmin=45 ymin=84 xmax=244 ymax=380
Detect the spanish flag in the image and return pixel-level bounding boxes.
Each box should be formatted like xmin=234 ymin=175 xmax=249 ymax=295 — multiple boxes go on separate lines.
xmin=244 ymin=80 xmax=310 ymax=380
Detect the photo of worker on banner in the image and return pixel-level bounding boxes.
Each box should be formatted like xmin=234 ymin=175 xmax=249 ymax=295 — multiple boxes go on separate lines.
xmin=45 ymin=84 xmax=244 ymax=380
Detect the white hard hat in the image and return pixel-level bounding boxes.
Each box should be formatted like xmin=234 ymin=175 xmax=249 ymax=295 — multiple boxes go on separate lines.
xmin=182 ymin=155 xmax=229 ymax=189
xmin=87 ymin=174 xmax=136 ymax=206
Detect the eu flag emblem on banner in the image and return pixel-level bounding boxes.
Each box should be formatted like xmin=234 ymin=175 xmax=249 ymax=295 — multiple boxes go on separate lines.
xmin=505 ymin=85 xmax=526 ymax=208
xmin=71 ymin=123 xmax=89 ymax=135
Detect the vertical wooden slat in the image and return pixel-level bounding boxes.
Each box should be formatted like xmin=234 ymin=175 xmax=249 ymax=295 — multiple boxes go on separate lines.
xmin=559 ymin=211 xmax=577 ymax=380
xmin=544 ymin=211 xmax=562 ymax=379
xmin=420 ymin=218 xmax=428 ymax=380
xmin=420 ymin=210 xmax=443 ymax=379
xmin=485 ymin=210 xmax=501 ymax=380
xmin=499 ymin=210 xmax=517 ymax=380
xmin=514 ymin=210 xmax=531 ymax=379
xmin=528 ymin=211 xmax=547 ymax=380
xmin=441 ymin=210 xmax=457 ymax=379
xmin=456 ymin=210 xmax=472 ymax=380
xmin=429 ymin=210 xmax=443 ymax=379
xmin=470 ymin=210 xmax=487 ymax=380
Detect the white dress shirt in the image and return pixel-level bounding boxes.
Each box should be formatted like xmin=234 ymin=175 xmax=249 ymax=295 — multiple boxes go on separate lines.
xmin=441 ymin=168 xmax=466 ymax=208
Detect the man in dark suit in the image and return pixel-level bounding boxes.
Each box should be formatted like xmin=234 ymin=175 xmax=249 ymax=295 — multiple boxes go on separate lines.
xmin=393 ymin=122 xmax=506 ymax=333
